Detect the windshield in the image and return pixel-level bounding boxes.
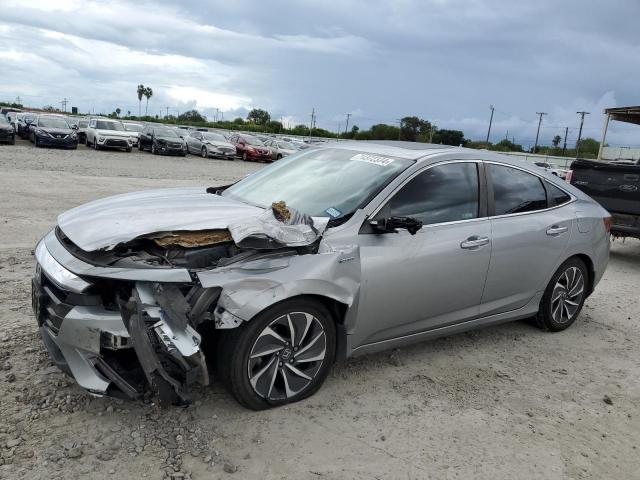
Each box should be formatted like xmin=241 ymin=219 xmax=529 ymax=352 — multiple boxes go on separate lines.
xmin=203 ymin=132 xmax=226 ymax=142
xmin=96 ymin=120 xmax=124 ymax=131
xmin=124 ymin=123 xmax=143 ymax=132
xmin=154 ymin=128 xmax=179 ymax=138
xmin=278 ymin=142 xmax=295 ymax=149
xmin=223 ymin=148 xmax=413 ymax=218
xmin=38 ymin=117 xmax=70 ymax=129
xmin=243 ymin=136 xmax=263 ymax=146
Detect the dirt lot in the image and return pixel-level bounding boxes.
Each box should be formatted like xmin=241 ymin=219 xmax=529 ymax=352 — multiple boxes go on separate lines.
xmin=1 ymin=139 xmax=639 ymax=480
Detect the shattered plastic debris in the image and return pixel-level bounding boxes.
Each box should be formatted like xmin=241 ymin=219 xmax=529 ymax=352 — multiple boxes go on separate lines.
xmin=150 ymin=230 xmax=233 ymax=248
xmin=228 ymin=201 xmax=326 ymax=249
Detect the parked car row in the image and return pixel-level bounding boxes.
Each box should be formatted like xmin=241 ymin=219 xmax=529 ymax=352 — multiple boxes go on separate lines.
xmin=1 ymin=110 xmax=308 ymax=161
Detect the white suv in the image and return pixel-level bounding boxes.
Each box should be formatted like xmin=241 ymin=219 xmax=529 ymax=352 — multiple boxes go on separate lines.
xmin=85 ymin=118 xmax=136 ymax=151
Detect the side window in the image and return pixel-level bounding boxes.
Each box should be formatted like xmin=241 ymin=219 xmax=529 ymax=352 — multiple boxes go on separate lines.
xmin=387 ymin=162 xmax=480 ymax=225
xmin=545 ymin=181 xmax=571 ymax=207
xmin=490 ymin=165 xmax=547 ymax=215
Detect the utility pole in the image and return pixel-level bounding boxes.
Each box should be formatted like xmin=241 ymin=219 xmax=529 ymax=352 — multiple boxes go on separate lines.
xmin=344 ymin=113 xmax=351 ymax=136
xmin=397 ymin=119 xmax=402 ymax=140
xmin=562 ymin=127 xmax=568 ymax=157
xmin=575 ymin=111 xmax=590 ymax=158
xmin=60 ymin=97 xmax=69 ymax=112
xmin=309 ymin=108 xmax=315 ymax=142
xmin=486 ymin=105 xmax=494 ymax=143
xmin=533 ymin=112 xmax=547 ymax=153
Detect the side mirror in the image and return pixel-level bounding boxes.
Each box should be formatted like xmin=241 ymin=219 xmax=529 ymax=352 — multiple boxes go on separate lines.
xmin=370 ymin=216 xmax=423 ymax=235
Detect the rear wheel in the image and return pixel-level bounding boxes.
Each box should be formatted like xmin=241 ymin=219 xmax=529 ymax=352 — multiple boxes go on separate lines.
xmin=201 ymin=146 xmax=208 ymax=158
xmin=536 ymin=258 xmax=588 ymax=331
xmin=216 ymin=299 xmax=336 ymax=410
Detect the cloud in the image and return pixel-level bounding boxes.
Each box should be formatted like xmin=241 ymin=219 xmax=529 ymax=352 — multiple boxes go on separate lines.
xmin=0 ymin=0 xmax=638 ymax=145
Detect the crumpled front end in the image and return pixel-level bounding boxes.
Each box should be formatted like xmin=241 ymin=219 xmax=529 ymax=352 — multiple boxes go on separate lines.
xmin=32 ymin=199 xmax=359 ymax=406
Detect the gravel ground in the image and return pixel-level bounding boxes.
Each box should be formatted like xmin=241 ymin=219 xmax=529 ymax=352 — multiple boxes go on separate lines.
xmin=1 ymin=139 xmax=639 ymax=480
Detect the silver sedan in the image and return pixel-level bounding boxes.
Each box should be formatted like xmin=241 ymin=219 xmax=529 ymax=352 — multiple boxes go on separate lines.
xmin=32 ymin=141 xmax=610 ymax=409
xmin=185 ymin=130 xmax=236 ymax=159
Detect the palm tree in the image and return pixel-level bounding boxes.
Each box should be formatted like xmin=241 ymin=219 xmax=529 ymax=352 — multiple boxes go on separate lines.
xmin=136 ymin=84 xmax=145 ymax=116
xmin=115 ymin=108 xmax=121 ymax=117
xmin=144 ymin=87 xmax=153 ymax=116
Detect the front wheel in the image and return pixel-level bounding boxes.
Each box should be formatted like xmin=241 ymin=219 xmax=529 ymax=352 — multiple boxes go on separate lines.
xmin=217 ymin=299 xmax=336 ymax=410
xmin=201 ymin=146 xmax=208 ymax=158
xmin=151 ymin=143 xmax=158 ymax=155
xmin=535 ymin=258 xmax=588 ymax=331
xmin=242 ymin=151 xmax=247 ymax=162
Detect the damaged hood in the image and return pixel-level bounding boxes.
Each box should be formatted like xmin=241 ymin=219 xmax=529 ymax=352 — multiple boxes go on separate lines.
xmin=58 ymin=188 xmax=264 ymax=251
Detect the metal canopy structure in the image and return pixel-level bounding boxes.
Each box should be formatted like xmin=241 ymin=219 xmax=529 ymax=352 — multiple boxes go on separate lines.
xmin=598 ymin=105 xmax=640 ymax=159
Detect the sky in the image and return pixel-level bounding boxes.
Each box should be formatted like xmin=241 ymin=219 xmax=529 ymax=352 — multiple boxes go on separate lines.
xmin=1 ymin=0 xmax=639 ymax=148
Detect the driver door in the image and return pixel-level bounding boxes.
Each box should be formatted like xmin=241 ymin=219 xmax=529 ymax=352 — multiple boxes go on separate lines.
xmin=352 ymin=161 xmax=492 ymax=348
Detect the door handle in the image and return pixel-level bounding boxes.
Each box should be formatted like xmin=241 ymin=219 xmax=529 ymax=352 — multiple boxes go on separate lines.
xmin=546 ymin=225 xmax=568 ymax=236
xmin=460 ymin=236 xmax=490 ymax=249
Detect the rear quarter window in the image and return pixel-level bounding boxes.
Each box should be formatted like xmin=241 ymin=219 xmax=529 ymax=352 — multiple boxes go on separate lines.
xmin=545 ymin=181 xmax=571 ymax=207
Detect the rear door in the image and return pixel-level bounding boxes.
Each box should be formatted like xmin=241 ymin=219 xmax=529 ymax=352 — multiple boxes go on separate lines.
xmin=480 ymin=163 xmax=573 ymax=316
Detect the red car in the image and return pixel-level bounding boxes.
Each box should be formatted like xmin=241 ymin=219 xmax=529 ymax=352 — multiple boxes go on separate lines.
xmin=229 ymin=133 xmax=272 ymax=162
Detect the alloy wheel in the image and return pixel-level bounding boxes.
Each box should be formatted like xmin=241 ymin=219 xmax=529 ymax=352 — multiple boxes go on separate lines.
xmin=550 ymin=266 xmax=585 ymax=324
xmin=202 ymin=146 xmax=207 ymax=158
xmin=247 ymin=312 xmax=327 ymax=401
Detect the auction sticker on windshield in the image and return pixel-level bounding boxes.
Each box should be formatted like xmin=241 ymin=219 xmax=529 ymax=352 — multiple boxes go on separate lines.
xmin=350 ymin=153 xmax=395 ymax=167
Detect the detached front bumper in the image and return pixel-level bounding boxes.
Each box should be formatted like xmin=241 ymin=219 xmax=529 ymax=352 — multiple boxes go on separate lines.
xmin=32 ymin=236 xmax=207 ymax=404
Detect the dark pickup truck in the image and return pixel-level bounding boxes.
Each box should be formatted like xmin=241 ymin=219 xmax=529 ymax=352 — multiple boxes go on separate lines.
xmin=569 ymin=158 xmax=640 ymax=238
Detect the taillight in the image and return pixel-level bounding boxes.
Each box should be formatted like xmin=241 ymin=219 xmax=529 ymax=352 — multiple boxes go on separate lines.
xmin=565 ymin=170 xmax=573 ymax=183
xmin=603 ymin=216 xmax=612 ymax=234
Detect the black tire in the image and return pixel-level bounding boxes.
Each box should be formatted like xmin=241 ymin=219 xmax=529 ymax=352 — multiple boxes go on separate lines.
xmin=126 ymin=147 xmax=132 ymax=152
xmin=276 ymin=154 xmax=282 ymax=160
xmin=138 ymin=141 xmax=144 ymax=151
xmin=93 ymin=138 xmax=100 ymax=150
xmin=242 ymin=151 xmax=247 ymax=162
xmin=34 ymin=136 xmax=39 ymax=147
xmin=535 ymin=257 xmax=588 ymax=332
xmin=216 ymin=298 xmax=336 ymax=410
xmin=201 ymin=146 xmax=207 ymax=158
xmin=151 ymin=143 xmax=158 ymax=155
xmin=10 ymin=135 xmax=15 ymax=145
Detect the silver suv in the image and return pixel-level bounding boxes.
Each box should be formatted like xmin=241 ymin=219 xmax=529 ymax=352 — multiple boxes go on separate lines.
xmin=32 ymin=142 xmax=610 ymax=409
